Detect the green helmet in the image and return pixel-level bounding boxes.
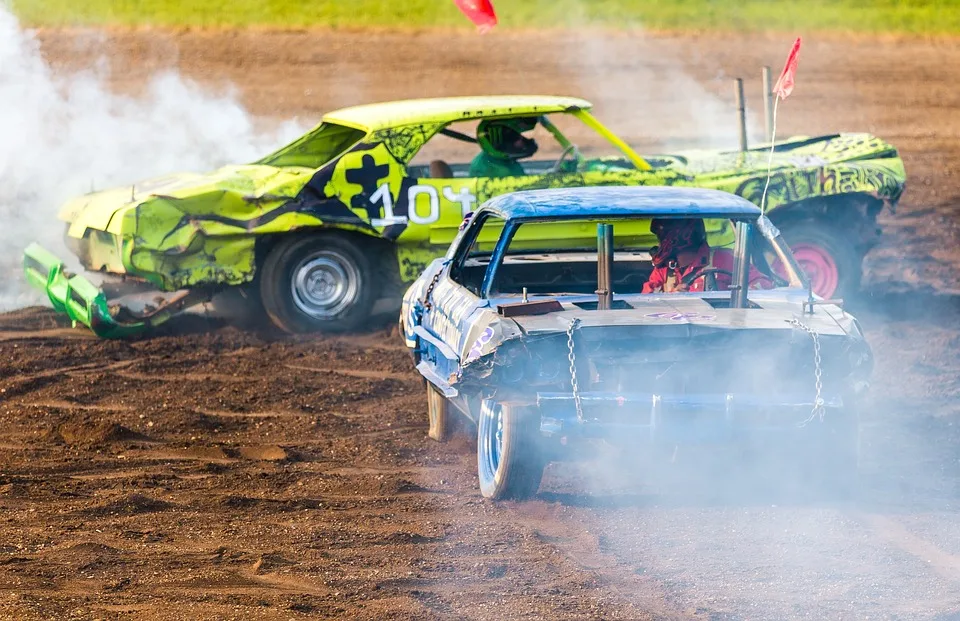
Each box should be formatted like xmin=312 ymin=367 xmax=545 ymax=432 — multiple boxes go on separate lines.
xmin=476 ymin=118 xmax=538 ymax=161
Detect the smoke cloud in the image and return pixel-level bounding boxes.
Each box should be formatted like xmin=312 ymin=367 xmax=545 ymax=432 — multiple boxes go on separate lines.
xmin=557 ymin=6 xmax=763 ymax=153
xmin=0 ymin=6 xmax=303 ymax=311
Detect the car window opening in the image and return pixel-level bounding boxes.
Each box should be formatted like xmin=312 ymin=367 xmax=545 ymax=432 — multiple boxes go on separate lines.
xmin=408 ymin=113 xmax=638 ymax=180
xmin=255 ymin=122 xmax=367 ymax=169
xmin=460 ymin=216 xmax=800 ymax=303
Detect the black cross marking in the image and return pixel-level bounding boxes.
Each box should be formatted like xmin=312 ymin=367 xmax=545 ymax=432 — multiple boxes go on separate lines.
xmin=345 ymin=154 xmax=391 ymax=220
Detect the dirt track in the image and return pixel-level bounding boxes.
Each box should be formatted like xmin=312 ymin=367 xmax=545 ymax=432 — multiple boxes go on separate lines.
xmin=1 ymin=29 xmax=960 ymax=620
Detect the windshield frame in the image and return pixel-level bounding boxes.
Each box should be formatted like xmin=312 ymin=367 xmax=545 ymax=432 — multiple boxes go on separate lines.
xmin=477 ymin=213 xmax=808 ymax=304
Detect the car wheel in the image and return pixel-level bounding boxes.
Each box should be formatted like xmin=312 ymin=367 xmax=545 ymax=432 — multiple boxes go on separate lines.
xmin=476 ymin=399 xmax=545 ymax=500
xmin=779 ymin=222 xmax=862 ymax=300
xmin=426 ymin=382 xmax=450 ymax=442
xmin=259 ymin=234 xmax=375 ymax=334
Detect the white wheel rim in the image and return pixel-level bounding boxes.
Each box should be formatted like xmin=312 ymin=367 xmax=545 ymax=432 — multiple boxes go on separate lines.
xmin=291 ymin=250 xmax=361 ymax=320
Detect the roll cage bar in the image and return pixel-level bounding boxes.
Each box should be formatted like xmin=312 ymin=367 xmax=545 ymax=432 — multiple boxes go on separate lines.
xmin=437 ymin=115 xmax=570 ymax=149
xmin=447 ymin=210 xmax=809 ymax=309
xmin=434 ymin=112 xmax=651 ymax=172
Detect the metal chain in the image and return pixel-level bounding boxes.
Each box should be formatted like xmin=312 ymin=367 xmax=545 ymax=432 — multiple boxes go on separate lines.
xmin=566 ymin=318 xmax=584 ymax=423
xmin=420 ymin=269 xmax=442 ymax=312
xmin=789 ymin=318 xmax=824 ymax=426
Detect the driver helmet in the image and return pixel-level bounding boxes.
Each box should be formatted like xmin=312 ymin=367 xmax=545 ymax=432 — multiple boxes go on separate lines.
xmin=476 ymin=118 xmax=538 ymax=160
xmin=650 ymin=218 xmax=707 ymax=268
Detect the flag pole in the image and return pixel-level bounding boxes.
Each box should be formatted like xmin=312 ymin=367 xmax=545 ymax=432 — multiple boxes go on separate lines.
xmin=760 ymin=36 xmax=801 ymax=213
xmin=760 ymin=96 xmax=780 ymax=213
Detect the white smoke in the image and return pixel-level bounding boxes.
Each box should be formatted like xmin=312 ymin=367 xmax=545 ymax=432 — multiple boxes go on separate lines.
xmin=0 ymin=7 xmax=303 ymax=311
xmin=553 ymin=2 xmax=763 ymax=153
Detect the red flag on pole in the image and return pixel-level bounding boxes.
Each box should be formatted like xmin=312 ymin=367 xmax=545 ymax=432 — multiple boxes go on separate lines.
xmin=772 ymin=37 xmax=802 ymax=100
xmin=454 ymin=0 xmax=498 ymax=32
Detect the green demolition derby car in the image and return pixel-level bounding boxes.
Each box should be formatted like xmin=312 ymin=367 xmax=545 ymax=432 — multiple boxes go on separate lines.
xmin=23 ymin=96 xmax=905 ymax=337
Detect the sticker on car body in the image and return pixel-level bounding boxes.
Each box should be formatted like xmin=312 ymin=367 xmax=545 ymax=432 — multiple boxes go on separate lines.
xmin=644 ymin=312 xmax=717 ymax=322
xmin=464 ymin=326 xmax=496 ymax=363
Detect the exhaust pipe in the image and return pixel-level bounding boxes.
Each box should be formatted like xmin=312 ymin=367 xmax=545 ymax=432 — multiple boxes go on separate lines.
xmin=596 ymin=223 xmax=614 ymax=310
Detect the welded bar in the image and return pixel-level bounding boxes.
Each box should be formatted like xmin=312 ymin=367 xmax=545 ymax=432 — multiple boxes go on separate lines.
xmin=735 ymin=78 xmax=748 ymax=152
xmin=596 ymin=223 xmax=614 ymax=310
xmin=762 ymin=66 xmax=774 ymax=142
xmin=732 ymin=222 xmax=751 ymax=309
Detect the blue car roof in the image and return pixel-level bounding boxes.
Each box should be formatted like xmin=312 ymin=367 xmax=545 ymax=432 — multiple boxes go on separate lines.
xmin=480 ymin=186 xmax=762 ymax=221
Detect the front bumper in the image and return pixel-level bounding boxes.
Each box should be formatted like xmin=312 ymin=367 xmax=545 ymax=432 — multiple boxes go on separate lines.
xmin=537 ymin=391 xmax=849 ymax=444
xmin=22 ymin=243 xmax=211 ymax=338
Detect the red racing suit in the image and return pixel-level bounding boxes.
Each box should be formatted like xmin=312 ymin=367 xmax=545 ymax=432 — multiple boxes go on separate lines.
xmin=642 ymin=246 xmax=770 ymax=294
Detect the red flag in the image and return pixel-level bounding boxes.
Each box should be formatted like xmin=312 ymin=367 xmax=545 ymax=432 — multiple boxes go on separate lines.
xmin=454 ymin=0 xmax=497 ymax=32
xmin=773 ymin=37 xmax=802 ymax=100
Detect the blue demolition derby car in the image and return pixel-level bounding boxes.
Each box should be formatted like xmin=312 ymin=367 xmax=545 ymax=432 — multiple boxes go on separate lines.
xmin=399 ymin=186 xmax=872 ymax=500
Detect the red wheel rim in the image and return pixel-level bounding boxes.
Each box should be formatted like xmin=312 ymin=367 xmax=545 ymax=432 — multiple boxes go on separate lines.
xmin=790 ymin=243 xmax=839 ymax=299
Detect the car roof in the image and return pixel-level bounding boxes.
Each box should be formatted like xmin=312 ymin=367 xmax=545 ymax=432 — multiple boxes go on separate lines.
xmin=322 ymin=96 xmax=592 ymax=132
xmin=479 ymin=186 xmax=763 ymax=221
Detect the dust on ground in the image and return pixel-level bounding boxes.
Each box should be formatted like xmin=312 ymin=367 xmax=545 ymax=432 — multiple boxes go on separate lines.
xmin=0 ymin=29 xmax=959 ymax=620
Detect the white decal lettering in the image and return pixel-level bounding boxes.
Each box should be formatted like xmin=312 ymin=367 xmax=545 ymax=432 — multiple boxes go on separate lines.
xmin=408 ymin=185 xmax=441 ymax=225
xmin=443 ymin=186 xmax=477 ymax=217
xmin=370 ymin=183 xmax=407 ymax=227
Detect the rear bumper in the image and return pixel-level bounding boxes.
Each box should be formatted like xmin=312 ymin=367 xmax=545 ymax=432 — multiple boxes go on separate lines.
xmin=537 ymin=391 xmax=850 ymax=444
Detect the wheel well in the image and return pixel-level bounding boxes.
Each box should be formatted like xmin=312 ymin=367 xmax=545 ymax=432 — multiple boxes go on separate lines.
xmin=767 ymin=193 xmax=882 ymax=226
xmin=767 ymin=192 xmax=884 ymax=252
xmin=253 ymin=229 xmax=399 ymax=286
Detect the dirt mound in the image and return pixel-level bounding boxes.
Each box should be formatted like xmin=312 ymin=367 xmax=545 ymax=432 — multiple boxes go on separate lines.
xmin=83 ymin=493 xmax=174 ymax=516
xmin=237 ymin=444 xmax=291 ymax=461
xmin=47 ymin=419 xmax=151 ymax=447
xmin=250 ymin=552 xmax=298 ymax=574
xmin=220 ymin=495 xmax=321 ymax=512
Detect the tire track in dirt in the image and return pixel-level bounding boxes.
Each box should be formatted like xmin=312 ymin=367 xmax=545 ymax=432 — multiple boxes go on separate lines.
xmin=508 ymin=498 xmax=690 ymax=619
xmin=285 ymin=363 xmax=418 ymax=383
xmin=860 ymin=514 xmax=960 ymax=583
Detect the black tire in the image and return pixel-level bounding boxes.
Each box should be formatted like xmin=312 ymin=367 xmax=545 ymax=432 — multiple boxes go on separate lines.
xmin=259 ymin=234 xmax=376 ymax=334
xmin=476 ymin=399 xmax=546 ymax=500
xmin=426 ymin=382 xmax=450 ymax=442
xmin=777 ymin=222 xmax=862 ymax=300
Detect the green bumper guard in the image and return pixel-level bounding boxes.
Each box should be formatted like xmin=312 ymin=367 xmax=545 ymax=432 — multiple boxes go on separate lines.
xmin=22 ymin=243 xmax=208 ymax=338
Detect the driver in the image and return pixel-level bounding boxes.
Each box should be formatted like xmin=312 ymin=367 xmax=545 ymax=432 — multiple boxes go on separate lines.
xmin=469 ymin=118 xmax=538 ymax=178
xmin=642 ymin=218 xmax=734 ymax=293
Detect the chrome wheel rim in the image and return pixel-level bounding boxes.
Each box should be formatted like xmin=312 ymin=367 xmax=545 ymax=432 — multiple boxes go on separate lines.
xmin=291 ymin=250 xmax=361 ymax=320
xmin=481 ymin=403 xmax=504 ymax=477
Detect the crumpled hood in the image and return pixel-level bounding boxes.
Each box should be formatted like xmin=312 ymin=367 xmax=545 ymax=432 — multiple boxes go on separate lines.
xmin=59 ymin=164 xmax=313 ymax=238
